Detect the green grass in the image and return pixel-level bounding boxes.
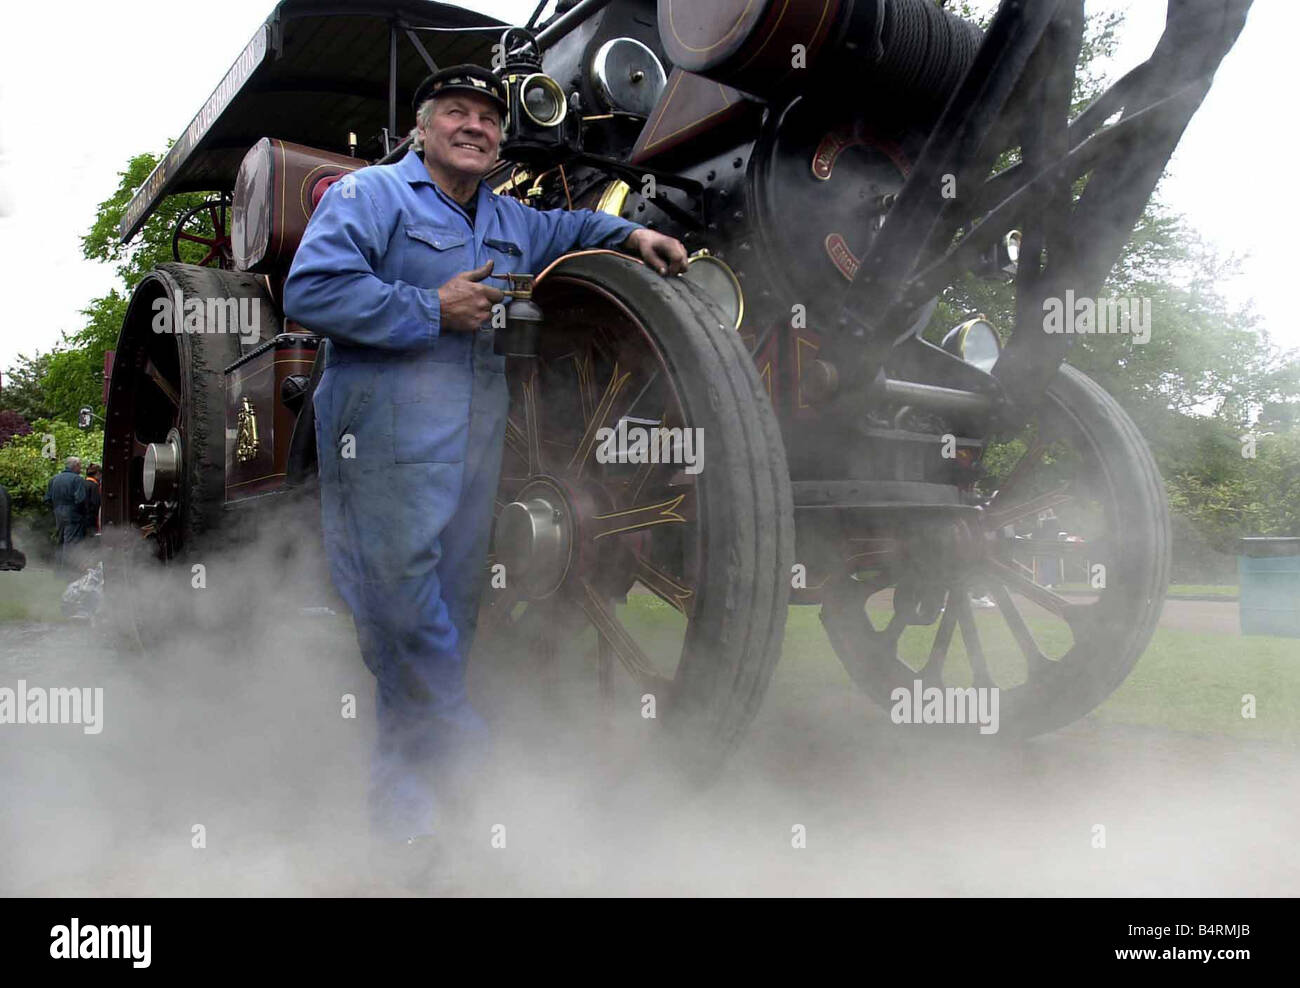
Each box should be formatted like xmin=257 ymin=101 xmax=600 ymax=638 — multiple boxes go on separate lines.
xmin=1056 ymin=582 xmax=1239 ymax=597
xmin=617 ymin=594 xmax=1300 ymax=743
xmin=3 ymin=576 xmax=1289 ymax=743
xmin=1096 ymin=625 xmax=1299 ymax=740
xmin=1166 ymin=584 xmax=1239 ymax=597
xmin=0 ymin=565 xmax=70 ymax=623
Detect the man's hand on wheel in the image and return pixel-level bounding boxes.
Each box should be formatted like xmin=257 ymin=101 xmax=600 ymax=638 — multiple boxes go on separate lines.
xmin=438 ymin=260 xmax=506 ymax=332
xmin=623 ymin=228 xmax=689 ymax=276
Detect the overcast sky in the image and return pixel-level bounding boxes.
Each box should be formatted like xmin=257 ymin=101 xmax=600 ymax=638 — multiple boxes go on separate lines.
xmin=0 ymin=0 xmax=1292 ymax=374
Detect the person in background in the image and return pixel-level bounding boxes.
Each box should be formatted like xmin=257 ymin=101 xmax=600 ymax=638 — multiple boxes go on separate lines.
xmin=83 ymin=463 xmax=102 ymax=536
xmin=1032 ymin=509 xmax=1063 ymax=588
xmin=44 ymin=456 xmax=87 ymax=570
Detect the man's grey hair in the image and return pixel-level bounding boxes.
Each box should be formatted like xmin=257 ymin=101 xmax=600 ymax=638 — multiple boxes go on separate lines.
xmin=65 ymin=456 xmax=81 ymax=471
xmin=408 ymin=97 xmax=438 ymax=153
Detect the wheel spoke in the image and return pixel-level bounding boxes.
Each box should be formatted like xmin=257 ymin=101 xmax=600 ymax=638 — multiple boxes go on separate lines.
xmin=588 ymin=490 xmax=692 ymax=541
xmin=983 ymin=483 xmax=1072 ymax=531
xmin=504 ymin=416 xmax=529 ymax=465
xmin=985 ymin=439 xmax=1045 ymax=514
xmin=952 ymin=593 xmax=994 ymax=689
xmin=521 ymin=367 xmax=545 ymax=475
xmin=618 ymin=365 xmax=663 ymax=423
xmin=623 ymin=457 xmax=684 ymax=510
xmin=880 ymin=608 xmax=908 ymax=646
xmin=621 ymin=407 xmax=678 ymax=506
xmin=985 ymin=559 xmax=1075 ymax=619
xmin=143 ymin=358 xmax=180 ymax=407
xmin=632 ymin=551 xmax=696 ymax=617
xmin=990 ymin=582 xmax=1050 ymax=673
xmin=844 ymin=538 xmax=899 ymax=569
xmin=923 ymin=592 xmax=959 ymax=682
xmin=178 ymin=232 xmax=214 ymax=246
xmin=567 ymin=360 xmax=633 ymax=478
xmin=571 ymin=348 xmax=597 ymax=427
xmin=578 ymin=579 xmax=672 ymax=692
xmin=507 ymin=593 xmax=586 ymax=657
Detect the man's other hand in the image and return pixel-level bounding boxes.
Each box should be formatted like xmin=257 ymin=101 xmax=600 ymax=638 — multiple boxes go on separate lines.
xmin=438 ymin=260 xmax=506 ymax=333
xmin=623 ymin=229 xmax=688 ymax=276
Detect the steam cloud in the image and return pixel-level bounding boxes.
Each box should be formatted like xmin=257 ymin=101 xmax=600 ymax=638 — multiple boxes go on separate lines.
xmin=2 ymin=500 xmax=1295 ymax=896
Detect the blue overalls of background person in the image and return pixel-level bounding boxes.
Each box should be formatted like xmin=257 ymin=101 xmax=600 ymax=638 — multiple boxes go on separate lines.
xmin=283 ymin=147 xmax=641 ymax=842
xmin=44 ymin=460 xmax=87 ymax=570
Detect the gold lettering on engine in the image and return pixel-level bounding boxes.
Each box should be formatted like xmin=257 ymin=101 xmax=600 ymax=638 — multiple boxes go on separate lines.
xmin=236 ymin=395 xmax=260 ymax=462
xmin=825 ymin=233 xmax=860 ymax=281
xmin=811 ymin=127 xmax=861 ymax=181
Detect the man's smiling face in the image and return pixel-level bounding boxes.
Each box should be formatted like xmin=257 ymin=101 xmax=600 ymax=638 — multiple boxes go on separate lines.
xmin=420 ymin=92 xmax=502 ymax=179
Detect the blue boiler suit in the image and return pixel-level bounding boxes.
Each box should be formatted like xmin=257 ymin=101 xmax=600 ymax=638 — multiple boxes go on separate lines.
xmin=283 ymin=149 xmax=640 ymax=841
xmin=44 ymin=468 xmax=87 ymax=569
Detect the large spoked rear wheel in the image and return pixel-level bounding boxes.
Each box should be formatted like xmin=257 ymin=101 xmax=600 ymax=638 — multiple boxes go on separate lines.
xmin=482 ymin=252 xmax=794 ymax=766
xmin=102 ymin=263 xmax=271 ymax=651
xmin=821 ymin=364 xmax=1170 ymax=738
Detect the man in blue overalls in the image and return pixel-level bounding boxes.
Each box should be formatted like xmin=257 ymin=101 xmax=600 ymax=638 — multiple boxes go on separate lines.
xmin=44 ymin=456 xmax=87 ymax=571
xmin=284 ymin=66 xmax=687 ymax=865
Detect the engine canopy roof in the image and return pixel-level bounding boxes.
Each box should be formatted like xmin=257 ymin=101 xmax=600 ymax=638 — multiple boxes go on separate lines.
xmin=119 ymin=0 xmax=506 ymax=242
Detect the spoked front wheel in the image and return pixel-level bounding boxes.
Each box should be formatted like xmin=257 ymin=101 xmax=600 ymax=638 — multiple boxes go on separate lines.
xmin=481 ymin=252 xmax=794 ymax=764
xmin=821 ymin=364 xmax=1170 ymax=738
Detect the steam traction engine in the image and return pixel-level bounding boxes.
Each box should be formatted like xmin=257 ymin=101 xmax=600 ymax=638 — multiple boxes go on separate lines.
xmin=102 ymin=0 xmax=1252 ymax=755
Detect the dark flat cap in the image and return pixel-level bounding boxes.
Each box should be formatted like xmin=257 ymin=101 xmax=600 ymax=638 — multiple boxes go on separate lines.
xmin=413 ymin=64 xmax=508 ymax=116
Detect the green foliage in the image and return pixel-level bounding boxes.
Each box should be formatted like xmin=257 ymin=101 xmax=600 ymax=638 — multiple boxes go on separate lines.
xmin=1168 ymin=430 xmax=1300 ymax=544
xmin=81 ymin=149 xmax=218 ymax=283
xmin=1 ymin=351 xmax=56 ymax=421
xmin=37 ymin=291 xmax=127 ymax=424
xmin=0 ymin=411 xmax=31 ymax=447
xmin=977 ymin=435 xmax=1026 ymax=486
xmin=933 ymin=2 xmax=1300 ymax=580
xmin=938 ymin=209 xmax=1300 ymax=434
xmin=0 ymin=419 xmax=105 ymax=513
xmin=2 ymin=147 xmax=218 ymax=428
xmin=950 ymin=0 xmax=1121 ymax=108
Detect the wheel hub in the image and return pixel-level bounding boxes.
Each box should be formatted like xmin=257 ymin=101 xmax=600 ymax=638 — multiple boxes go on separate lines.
xmin=142 ymin=428 xmax=183 ymax=501
xmin=495 ymin=480 xmax=574 ymax=598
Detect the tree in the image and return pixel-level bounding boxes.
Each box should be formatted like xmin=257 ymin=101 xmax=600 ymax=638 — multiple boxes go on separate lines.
xmin=0 ymin=410 xmax=31 ymax=448
xmin=82 ymin=150 xmax=216 ymax=285
xmin=0 ymin=351 xmax=56 ymax=422
xmin=940 ymin=0 xmax=1300 ymax=580
xmin=39 ymin=291 xmax=128 ymax=424
xmin=0 ymin=419 xmax=105 ymax=515
xmin=1 ymin=149 xmax=218 ymax=427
